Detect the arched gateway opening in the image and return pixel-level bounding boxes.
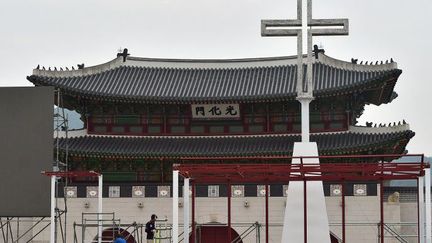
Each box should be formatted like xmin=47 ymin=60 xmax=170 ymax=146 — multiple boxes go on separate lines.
xmin=191 ymin=225 xmax=243 ymax=243
xmin=189 ymin=225 xmax=338 ymax=243
xmin=92 ymin=228 xmax=136 ymax=243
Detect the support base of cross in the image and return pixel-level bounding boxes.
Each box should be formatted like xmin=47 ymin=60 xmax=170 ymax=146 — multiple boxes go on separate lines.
xmin=297 ymin=96 xmax=314 ymax=143
xmin=281 ymin=142 xmax=331 ymax=243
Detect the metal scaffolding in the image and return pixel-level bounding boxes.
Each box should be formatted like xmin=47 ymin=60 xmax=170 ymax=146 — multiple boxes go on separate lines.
xmin=173 ymin=154 xmax=430 ymax=243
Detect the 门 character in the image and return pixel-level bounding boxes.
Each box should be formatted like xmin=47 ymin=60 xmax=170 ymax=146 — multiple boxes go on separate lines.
xmin=195 ymin=106 xmax=205 ymax=116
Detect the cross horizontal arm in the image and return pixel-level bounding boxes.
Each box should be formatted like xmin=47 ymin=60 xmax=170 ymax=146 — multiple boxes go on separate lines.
xmin=309 ymin=18 xmax=349 ymax=36
xmin=261 ymin=19 xmax=302 ymax=37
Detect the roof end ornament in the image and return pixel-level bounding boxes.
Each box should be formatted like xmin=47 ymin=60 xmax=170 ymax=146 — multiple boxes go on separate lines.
xmin=117 ymin=48 xmax=130 ymax=62
xmin=313 ymin=45 xmax=325 ymax=60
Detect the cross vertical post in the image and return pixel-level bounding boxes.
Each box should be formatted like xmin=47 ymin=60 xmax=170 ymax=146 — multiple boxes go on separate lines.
xmin=261 ymin=1 xmax=349 ymax=242
xmin=261 ymin=0 xmax=348 ymax=142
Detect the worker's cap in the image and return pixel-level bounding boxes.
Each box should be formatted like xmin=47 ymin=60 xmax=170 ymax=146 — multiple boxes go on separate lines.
xmin=151 ymin=214 xmax=157 ymax=220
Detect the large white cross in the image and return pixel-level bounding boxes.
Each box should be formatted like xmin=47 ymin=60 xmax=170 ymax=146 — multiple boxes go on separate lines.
xmin=261 ymin=0 xmax=348 ymax=142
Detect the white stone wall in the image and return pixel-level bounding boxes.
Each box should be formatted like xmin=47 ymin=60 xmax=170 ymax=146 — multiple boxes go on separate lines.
xmin=326 ymin=196 xmax=401 ymax=243
xmin=400 ymin=202 xmax=419 ymax=243
xmin=22 ymin=195 xmax=409 ymax=243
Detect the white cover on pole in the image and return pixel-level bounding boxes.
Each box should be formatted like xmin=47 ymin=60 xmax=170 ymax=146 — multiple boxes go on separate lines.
xmin=419 ymin=175 xmax=425 ymax=243
xmin=183 ymin=178 xmax=190 ymax=243
xmin=173 ymin=171 xmax=179 ymax=243
xmin=425 ymin=169 xmax=431 ymax=243
xmin=98 ymin=175 xmax=103 ymax=243
xmin=281 ymin=142 xmax=331 ymax=243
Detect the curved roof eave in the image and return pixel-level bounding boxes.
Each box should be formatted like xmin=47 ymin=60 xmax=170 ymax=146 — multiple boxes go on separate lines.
xmin=56 ymin=127 xmax=414 ymax=159
xmin=28 ymin=53 xmax=401 ymax=104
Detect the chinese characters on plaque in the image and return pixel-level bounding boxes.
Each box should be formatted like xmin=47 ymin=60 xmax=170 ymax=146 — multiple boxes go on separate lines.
xmin=191 ymin=104 xmax=240 ymax=119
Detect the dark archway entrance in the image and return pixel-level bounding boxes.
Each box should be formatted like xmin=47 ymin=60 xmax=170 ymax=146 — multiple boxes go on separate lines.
xmin=93 ymin=228 xmax=136 ymax=243
xmin=191 ymin=225 xmax=243 ymax=243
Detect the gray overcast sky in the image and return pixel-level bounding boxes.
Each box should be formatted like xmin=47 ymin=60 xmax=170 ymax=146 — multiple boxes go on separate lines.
xmin=0 ymin=0 xmax=431 ymax=155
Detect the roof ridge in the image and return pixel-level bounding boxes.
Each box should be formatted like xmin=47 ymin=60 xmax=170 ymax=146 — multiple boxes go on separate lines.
xmin=127 ymin=55 xmax=300 ymax=63
xmin=318 ymin=53 xmax=398 ymax=72
xmin=31 ymin=53 xmax=399 ymax=78
xmin=348 ymin=123 xmax=410 ymax=134
xmin=32 ymin=57 xmax=124 ymax=78
xmin=58 ymin=127 xmax=411 ymax=140
xmin=56 ymin=129 xmax=413 ymax=158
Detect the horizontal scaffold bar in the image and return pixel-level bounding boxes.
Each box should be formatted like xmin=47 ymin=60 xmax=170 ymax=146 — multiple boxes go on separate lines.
xmin=41 ymin=170 xmax=100 ymax=177
xmin=174 ymin=154 xmax=428 ymax=183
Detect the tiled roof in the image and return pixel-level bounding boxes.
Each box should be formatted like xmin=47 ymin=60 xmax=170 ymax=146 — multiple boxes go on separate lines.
xmin=28 ymin=54 xmax=401 ymax=104
xmin=57 ymin=129 xmax=414 ymax=158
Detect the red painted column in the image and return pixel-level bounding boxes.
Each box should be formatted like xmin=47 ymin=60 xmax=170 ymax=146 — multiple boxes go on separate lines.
xmin=417 ymin=178 xmax=420 ymax=243
xmin=380 ymin=180 xmax=384 ymax=243
xmin=265 ymin=183 xmax=269 ymax=243
xmin=304 ymin=180 xmax=307 ymax=243
xmin=228 ymin=182 xmax=232 ymax=243
xmin=191 ymin=182 xmax=196 ymax=243
xmin=266 ymin=103 xmax=271 ymax=132
xmin=342 ymin=182 xmax=346 ymax=243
